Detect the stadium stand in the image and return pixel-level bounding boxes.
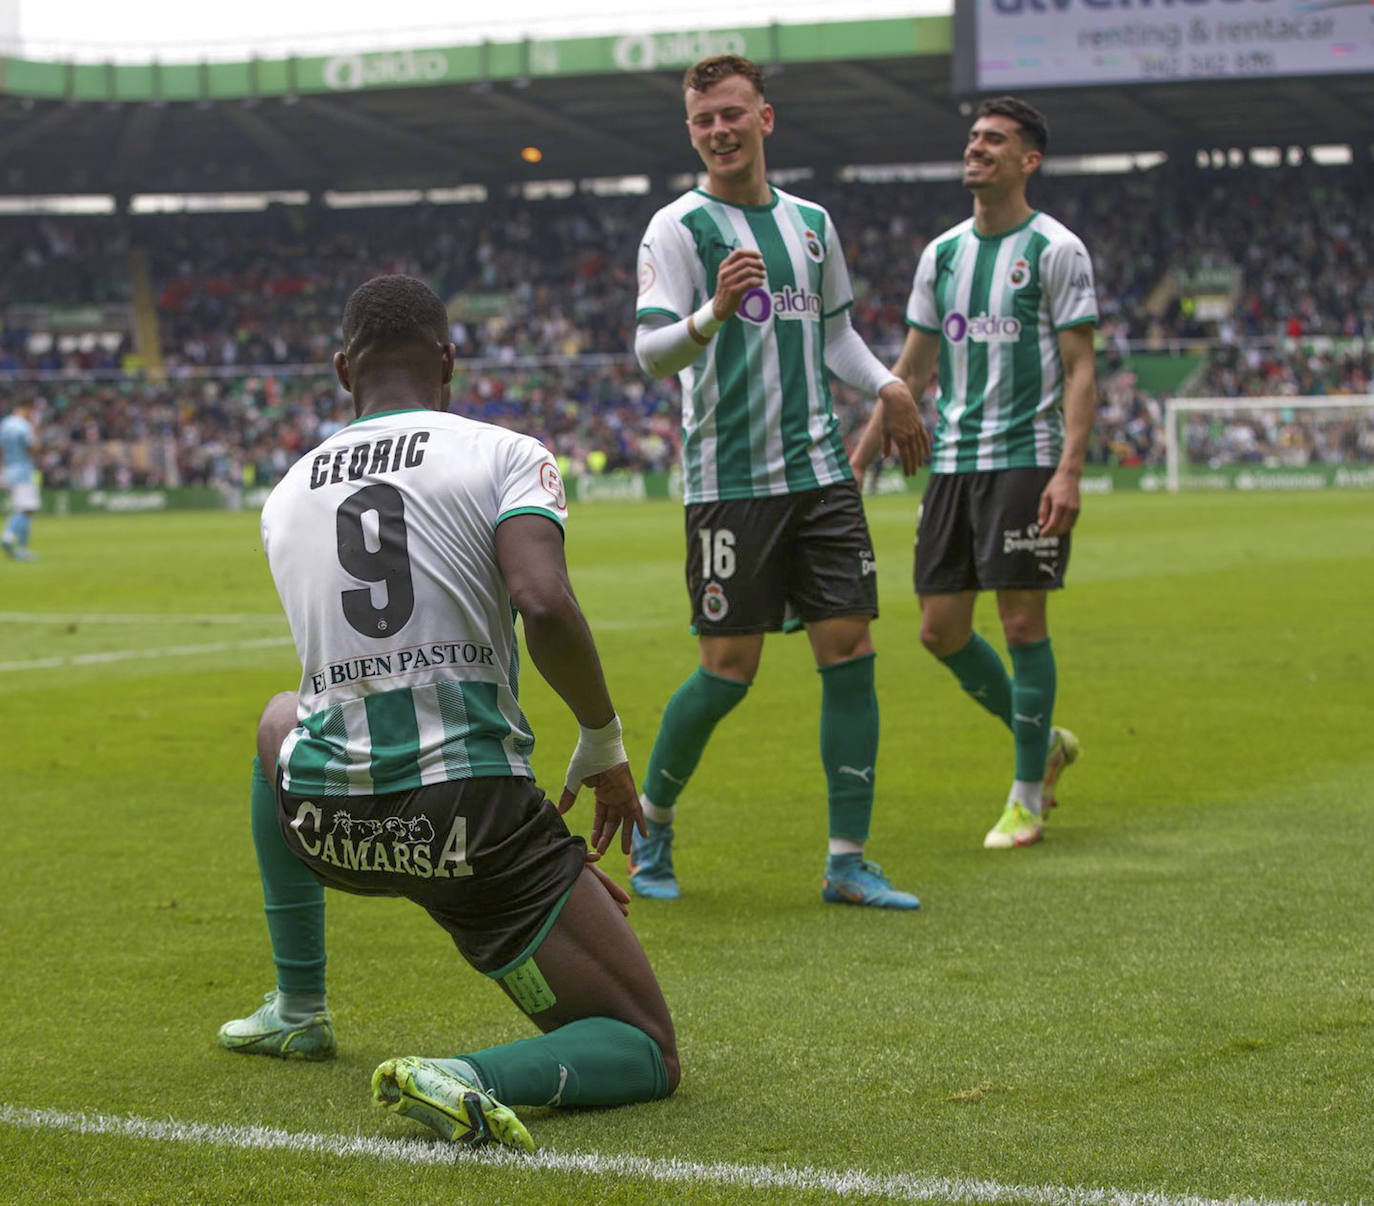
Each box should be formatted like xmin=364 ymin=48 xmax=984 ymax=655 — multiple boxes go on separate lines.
xmin=1 ymin=20 xmax=1372 ymax=490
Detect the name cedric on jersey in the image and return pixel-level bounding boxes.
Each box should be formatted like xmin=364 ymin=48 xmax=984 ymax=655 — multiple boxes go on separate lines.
xmin=309 ymin=430 xmax=430 ymax=489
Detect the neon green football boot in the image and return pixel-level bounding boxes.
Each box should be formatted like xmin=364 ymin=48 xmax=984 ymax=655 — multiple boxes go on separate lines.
xmin=1042 ymin=726 xmax=1081 ymax=813
xmin=372 ymin=1057 xmax=535 ymax=1153
xmin=217 ymin=991 xmax=336 ymax=1060
xmin=983 ymin=801 xmax=1044 ymax=849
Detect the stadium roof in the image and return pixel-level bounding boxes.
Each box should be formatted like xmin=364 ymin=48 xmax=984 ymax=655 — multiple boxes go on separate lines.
xmin=0 ymin=16 xmax=1371 ymax=197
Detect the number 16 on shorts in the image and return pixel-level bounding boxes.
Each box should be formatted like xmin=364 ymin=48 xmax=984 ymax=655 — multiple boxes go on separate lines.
xmin=699 ymin=528 xmax=735 ymax=623
xmin=698 ymin=528 xmax=736 ymax=580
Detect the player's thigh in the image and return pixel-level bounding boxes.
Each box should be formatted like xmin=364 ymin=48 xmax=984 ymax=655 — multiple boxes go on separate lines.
xmin=786 ymin=482 xmax=878 ymax=625
xmin=971 ymin=467 xmax=1070 ymax=590
xmin=685 ymin=497 xmax=791 ymax=634
xmin=257 ymin=691 xmax=298 ymax=768
xmin=8 ymin=481 xmax=38 ymax=512
xmin=518 ymin=867 xmax=678 ymax=1079
xmin=914 ymin=473 xmax=979 ymax=594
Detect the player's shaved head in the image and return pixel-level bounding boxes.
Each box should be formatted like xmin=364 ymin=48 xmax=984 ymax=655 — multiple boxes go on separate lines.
xmin=341 ymin=274 xmax=450 ymax=356
xmin=683 ymin=54 xmax=765 ymax=99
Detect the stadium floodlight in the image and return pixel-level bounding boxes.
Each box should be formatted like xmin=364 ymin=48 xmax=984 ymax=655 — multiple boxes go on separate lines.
xmin=1164 ymin=396 xmax=1374 ymax=494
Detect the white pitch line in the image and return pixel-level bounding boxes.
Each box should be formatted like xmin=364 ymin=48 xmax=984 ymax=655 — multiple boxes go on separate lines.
xmin=0 ymin=611 xmax=281 ymax=625
xmin=0 ymin=1105 xmax=1336 ymax=1206
xmin=0 ymin=636 xmax=293 ymax=674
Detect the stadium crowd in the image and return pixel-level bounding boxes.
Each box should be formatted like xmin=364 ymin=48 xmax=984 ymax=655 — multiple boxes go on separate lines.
xmin=3 ymin=160 xmax=1373 ymax=488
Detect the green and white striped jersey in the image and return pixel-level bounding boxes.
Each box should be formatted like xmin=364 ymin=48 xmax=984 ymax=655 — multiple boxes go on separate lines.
xmin=261 ymin=408 xmax=568 ymax=796
xmin=636 ymin=186 xmax=854 ymax=504
xmin=906 ymin=210 xmax=1097 ymax=474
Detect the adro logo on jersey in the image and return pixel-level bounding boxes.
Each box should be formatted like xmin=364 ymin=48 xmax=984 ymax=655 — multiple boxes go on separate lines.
xmin=290 ymin=801 xmax=473 ymax=880
xmin=737 ymin=285 xmax=823 ymax=326
xmin=943 ymin=312 xmax=1023 ymax=344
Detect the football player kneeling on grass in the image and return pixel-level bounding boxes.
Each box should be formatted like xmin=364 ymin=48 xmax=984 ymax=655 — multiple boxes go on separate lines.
xmin=218 ymin=275 xmax=678 ymax=1152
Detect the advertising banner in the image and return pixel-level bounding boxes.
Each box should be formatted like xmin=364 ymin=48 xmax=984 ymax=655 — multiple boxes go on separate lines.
xmin=956 ymin=0 xmax=1374 ymax=91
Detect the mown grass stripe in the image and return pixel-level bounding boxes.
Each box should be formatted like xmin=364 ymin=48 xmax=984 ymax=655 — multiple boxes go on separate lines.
xmin=0 ymin=1105 xmax=1335 ymax=1206
xmin=0 ymin=611 xmax=281 ymax=624
xmin=0 ymin=636 xmax=293 ymax=673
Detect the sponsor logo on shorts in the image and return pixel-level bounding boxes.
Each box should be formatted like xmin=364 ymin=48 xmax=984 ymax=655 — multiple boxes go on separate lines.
xmin=942 ymin=312 xmax=1022 ymax=343
xmin=860 ymin=551 xmax=876 ymax=576
xmin=1002 ymin=521 xmax=1060 ymax=556
xmin=289 ymin=803 xmax=470 ymax=879
xmin=702 ymin=581 xmax=730 ymax=622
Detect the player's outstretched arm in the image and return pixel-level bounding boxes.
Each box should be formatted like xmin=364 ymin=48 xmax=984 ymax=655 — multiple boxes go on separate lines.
xmin=825 ymin=312 xmax=928 ymax=476
xmin=494 ymin=514 xmax=644 ymax=854
xmin=1038 ymin=323 xmax=1097 ymax=537
xmin=850 ymin=327 xmax=938 ymax=477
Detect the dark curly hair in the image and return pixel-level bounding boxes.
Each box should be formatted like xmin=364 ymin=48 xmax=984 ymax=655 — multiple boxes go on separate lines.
xmin=341 ymin=274 xmax=449 ymax=353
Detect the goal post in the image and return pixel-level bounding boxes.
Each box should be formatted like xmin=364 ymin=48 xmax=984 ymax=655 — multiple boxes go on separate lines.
xmin=1163 ymin=395 xmax=1374 ymax=493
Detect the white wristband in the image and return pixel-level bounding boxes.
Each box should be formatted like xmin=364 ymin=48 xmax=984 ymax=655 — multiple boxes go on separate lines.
xmin=563 ymin=714 xmax=628 ymax=794
xmin=690 ymin=301 xmax=723 ymax=342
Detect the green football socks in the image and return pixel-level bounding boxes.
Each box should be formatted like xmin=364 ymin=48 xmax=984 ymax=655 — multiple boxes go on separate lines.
xmin=818 ymin=653 xmax=878 ymax=843
xmin=1009 ymin=638 xmax=1057 ymax=783
xmin=250 ymin=755 xmax=326 ymax=997
xmin=938 ymin=633 xmax=1014 ymax=727
xmin=643 ymin=667 xmax=750 ymax=807
xmin=446 ymin=1017 xmax=670 ymax=1107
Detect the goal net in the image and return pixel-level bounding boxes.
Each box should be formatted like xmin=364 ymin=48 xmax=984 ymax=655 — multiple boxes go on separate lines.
xmin=1163 ymin=396 xmax=1374 ymax=493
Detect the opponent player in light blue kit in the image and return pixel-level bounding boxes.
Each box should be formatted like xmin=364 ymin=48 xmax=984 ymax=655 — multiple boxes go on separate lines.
xmin=1 ymin=398 xmax=40 ymax=562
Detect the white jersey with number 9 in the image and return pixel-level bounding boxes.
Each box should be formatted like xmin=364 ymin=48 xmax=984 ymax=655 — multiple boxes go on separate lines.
xmin=261 ymin=408 xmax=567 ymax=798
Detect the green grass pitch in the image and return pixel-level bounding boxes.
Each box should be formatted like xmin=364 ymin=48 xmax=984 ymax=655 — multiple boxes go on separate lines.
xmin=1 ymin=489 xmax=1370 ymax=1205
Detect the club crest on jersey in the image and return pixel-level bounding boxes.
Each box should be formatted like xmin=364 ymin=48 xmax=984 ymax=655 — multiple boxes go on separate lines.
xmin=737 ymin=285 xmax=822 ymax=325
xmin=540 ymin=461 xmax=566 ymax=509
xmin=1008 ymin=257 xmax=1031 ymax=289
xmin=802 ymin=228 xmax=824 ymax=263
xmin=702 ymin=581 xmax=730 ymax=622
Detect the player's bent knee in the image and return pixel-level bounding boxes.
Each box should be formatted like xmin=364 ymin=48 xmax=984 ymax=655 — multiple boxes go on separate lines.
xmin=919 ymin=624 xmax=960 ymax=658
xmin=1000 ymin=616 xmax=1047 ymax=647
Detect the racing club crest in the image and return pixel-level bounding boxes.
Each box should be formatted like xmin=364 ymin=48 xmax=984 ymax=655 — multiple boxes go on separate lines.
xmin=803 ymin=228 xmax=824 ymax=263
xmin=702 ymin=581 xmax=730 ymax=622
xmin=1008 ymin=257 xmax=1031 ymax=289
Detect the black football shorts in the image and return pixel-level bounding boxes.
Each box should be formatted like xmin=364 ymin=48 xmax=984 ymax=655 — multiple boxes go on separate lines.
xmin=276 ymin=774 xmax=586 ymax=976
xmin=684 ymin=481 xmax=878 ymax=635
xmin=914 ymin=467 xmax=1070 ymax=593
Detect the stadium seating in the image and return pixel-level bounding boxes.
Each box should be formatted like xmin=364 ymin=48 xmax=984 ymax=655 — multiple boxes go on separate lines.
xmin=3 ymin=162 xmax=1373 ymax=486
